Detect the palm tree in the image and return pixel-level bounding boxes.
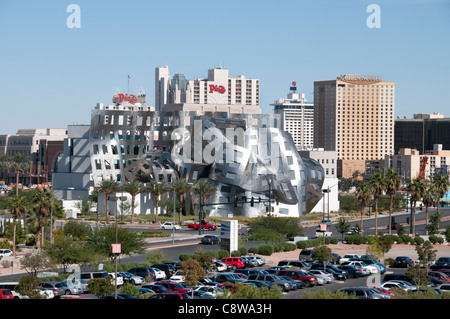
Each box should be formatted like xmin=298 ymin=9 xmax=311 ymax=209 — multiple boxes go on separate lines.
xmin=33 ymin=188 xmax=55 ymax=250
xmin=422 ymin=180 xmax=435 ymax=236
xmin=356 ymin=183 xmax=372 ymax=233
xmin=96 ymin=179 xmax=120 ymax=224
xmin=11 ymin=153 xmax=31 ymax=196
xmin=384 ymin=169 xmax=401 ymax=234
xmin=9 ymin=194 xmax=28 ymax=256
xmin=146 ymin=180 xmax=169 ymax=224
xmin=192 ymin=179 xmax=217 ymax=220
xmin=170 ymin=178 xmax=192 ymax=224
xmin=369 ymin=172 xmax=385 ymax=235
xmin=407 ymin=178 xmax=425 ymax=235
xmin=432 ymin=173 xmax=450 ymax=216
xmin=121 ymin=179 xmax=144 ymax=223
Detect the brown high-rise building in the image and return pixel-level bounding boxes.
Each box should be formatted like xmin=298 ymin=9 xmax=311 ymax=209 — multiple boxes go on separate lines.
xmin=313 ymin=75 xmax=395 ymax=178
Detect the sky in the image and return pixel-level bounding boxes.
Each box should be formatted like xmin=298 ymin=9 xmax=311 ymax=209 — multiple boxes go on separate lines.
xmin=0 ymin=0 xmax=449 ymax=135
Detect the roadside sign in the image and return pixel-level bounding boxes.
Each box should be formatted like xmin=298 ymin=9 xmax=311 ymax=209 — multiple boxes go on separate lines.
xmin=203 ymin=207 xmax=215 ymax=210
xmin=111 ymin=243 xmax=121 ymax=254
xmin=319 ymin=223 xmax=328 ymax=231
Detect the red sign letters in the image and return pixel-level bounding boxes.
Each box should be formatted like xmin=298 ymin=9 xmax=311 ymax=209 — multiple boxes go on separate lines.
xmin=209 ymin=84 xmax=226 ymax=94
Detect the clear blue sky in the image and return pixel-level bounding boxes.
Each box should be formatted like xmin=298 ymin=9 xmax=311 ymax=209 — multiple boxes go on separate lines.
xmin=0 ymin=0 xmax=449 ymax=135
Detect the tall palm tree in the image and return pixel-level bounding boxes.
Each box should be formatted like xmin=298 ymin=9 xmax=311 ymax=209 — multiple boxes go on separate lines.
xmin=192 ymin=179 xmax=217 ymax=220
xmin=356 ymin=183 xmax=372 ymax=233
xmin=0 ymin=155 xmax=13 ymax=184
xmin=121 ymin=179 xmax=144 ymax=223
xmin=96 ymin=178 xmax=120 ymax=224
xmin=9 ymin=194 xmax=28 ymax=256
xmin=369 ymin=172 xmax=385 ymax=235
xmin=146 ymin=180 xmax=169 ymax=224
xmin=422 ymin=180 xmax=435 ymax=236
xmin=33 ymin=188 xmax=55 ymax=250
xmin=170 ymin=178 xmax=192 ymax=224
xmin=407 ymin=178 xmax=425 ymax=235
xmin=384 ymin=169 xmax=401 ymax=234
xmin=11 ymin=153 xmax=31 ymax=196
xmin=432 ymin=173 xmax=450 ymax=216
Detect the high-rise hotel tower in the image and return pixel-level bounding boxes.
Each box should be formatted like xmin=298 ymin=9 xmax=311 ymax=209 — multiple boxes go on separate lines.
xmin=313 ymin=75 xmax=395 ymax=178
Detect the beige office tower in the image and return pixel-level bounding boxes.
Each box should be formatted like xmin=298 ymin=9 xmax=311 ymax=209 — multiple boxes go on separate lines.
xmin=314 ymin=75 xmax=395 ymax=178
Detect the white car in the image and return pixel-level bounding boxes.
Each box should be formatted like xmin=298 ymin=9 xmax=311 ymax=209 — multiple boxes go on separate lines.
xmin=379 ymin=281 xmax=416 ymax=291
xmin=152 ymin=268 xmax=166 ymax=280
xmin=161 ymin=222 xmax=181 ymax=230
xmin=107 ymin=273 xmax=124 ymax=286
xmin=40 ymin=288 xmax=55 ymax=299
xmin=169 ymin=270 xmax=185 ymax=282
xmin=339 ymin=254 xmax=361 ymax=263
xmin=341 ymin=261 xmax=377 ymax=274
xmin=194 ymin=286 xmax=223 ymax=298
xmin=214 ymin=260 xmax=228 ymax=272
xmin=309 ymin=269 xmax=334 ymax=284
xmin=0 ymin=249 xmax=12 ymax=258
xmin=247 ymin=256 xmax=266 ymax=266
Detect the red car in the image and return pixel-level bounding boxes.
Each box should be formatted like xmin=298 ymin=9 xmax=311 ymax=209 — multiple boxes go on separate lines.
xmin=276 ymin=270 xmax=318 ymax=287
xmin=157 ymin=281 xmax=191 ymax=294
xmin=220 ymin=257 xmax=245 ymax=269
xmin=428 ymin=271 xmax=450 ymax=282
xmin=0 ymin=289 xmax=13 ymax=299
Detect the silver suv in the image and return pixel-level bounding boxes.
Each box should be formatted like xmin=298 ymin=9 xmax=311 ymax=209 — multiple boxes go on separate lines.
xmin=247 ymin=274 xmax=292 ymax=292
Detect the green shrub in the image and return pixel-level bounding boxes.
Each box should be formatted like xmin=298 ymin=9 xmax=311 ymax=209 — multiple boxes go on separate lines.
xmin=248 ymin=246 xmax=259 ymax=254
xmin=400 ymin=235 xmax=414 ymax=245
xmin=273 ymin=244 xmax=283 ymax=252
xmin=330 ymin=238 xmax=338 ymax=244
xmin=257 ymin=244 xmax=274 ymax=256
xmin=281 ymin=242 xmax=297 ymax=251
xmin=414 ymin=236 xmax=425 ymax=245
xmin=429 ymin=235 xmax=444 ymax=244
xmin=296 ymin=241 xmax=309 ymax=249
xmin=179 ymin=254 xmax=193 ymax=261
xmin=217 ymin=250 xmax=229 ymax=259
xmin=238 ymin=246 xmax=248 ymax=256
xmin=231 ymin=250 xmax=240 ymax=257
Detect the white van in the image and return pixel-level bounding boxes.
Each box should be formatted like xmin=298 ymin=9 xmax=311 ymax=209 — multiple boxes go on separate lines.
xmin=78 ymin=271 xmax=123 ymax=286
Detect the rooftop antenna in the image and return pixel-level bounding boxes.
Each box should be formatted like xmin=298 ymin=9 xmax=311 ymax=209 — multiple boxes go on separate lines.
xmin=127 ymin=74 xmax=130 ymax=93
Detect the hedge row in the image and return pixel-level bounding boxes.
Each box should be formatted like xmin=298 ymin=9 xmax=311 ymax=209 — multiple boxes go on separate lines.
xmin=296 ymin=237 xmax=338 ymax=250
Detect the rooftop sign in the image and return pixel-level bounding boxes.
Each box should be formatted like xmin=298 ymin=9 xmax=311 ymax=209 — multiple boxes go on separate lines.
xmin=338 ymin=74 xmax=382 ymax=82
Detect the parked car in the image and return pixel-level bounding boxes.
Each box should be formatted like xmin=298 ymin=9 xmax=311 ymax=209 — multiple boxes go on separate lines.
xmin=437 ymin=269 xmax=450 ymax=278
xmin=0 ymin=289 xmax=13 ymax=299
xmin=164 ymin=261 xmax=182 ymax=270
xmin=277 ymin=260 xmax=310 ymax=269
xmin=214 ymin=260 xmax=227 ymax=272
xmin=240 ymin=256 xmax=258 ymax=267
xmin=298 ymin=249 xmax=315 ymax=262
xmin=393 ymin=256 xmax=414 ymax=268
xmin=431 ymin=257 xmax=450 ymax=271
xmin=141 ymin=284 xmax=169 ymax=293
xmin=338 ymin=287 xmax=380 ymax=299
xmin=127 ymin=267 xmax=156 ymax=280
xmin=59 ymin=281 xmax=83 ymax=295
xmin=40 ymin=281 xmax=67 ymax=298
xmin=157 ymin=281 xmax=191 ymax=294
xmin=383 ymin=273 xmax=411 ymax=283
xmin=151 ymin=268 xmax=166 ymax=280
xmin=0 ymin=249 xmax=12 ymax=259
xmin=278 ymin=276 xmax=305 ymax=290
xmin=152 ymin=263 xmax=175 ymax=278
xmin=247 ymin=274 xmax=292 ymax=292
xmin=331 ymin=253 xmax=342 ymax=264
xmin=194 ymin=286 xmax=223 ymax=298
xmin=247 ymin=256 xmax=266 ymax=266
xmin=276 ymin=269 xmax=318 ymax=288
xmin=201 ymin=235 xmax=220 ymax=244
xmin=220 ymin=257 xmax=246 ymax=269
xmin=118 ymin=272 xmax=145 ymax=285
xmin=340 ymin=261 xmax=376 ymax=275
xmin=310 ymin=262 xmax=349 ymax=279
xmin=435 ymin=283 xmax=450 ymax=292
xmin=192 ymin=290 xmax=216 ymax=299
xmin=211 ymin=273 xmax=247 ymax=284
xmin=160 ymin=222 xmax=181 ymax=230
xmin=428 ymin=271 xmax=450 ymax=282
xmin=339 ymin=254 xmax=361 ymax=263
xmin=117 ymin=293 xmax=140 ymax=299
xmin=337 ymin=265 xmax=365 ymax=278
xmin=351 ymin=257 xmax=387 ymax=274
xmin=169 ymin=270 xmax=186 ymax=282
xmin=309 ymin=269 xmax=334 ymax=283
xmin=244 ymin=280 xmax=275 ymax=290
xmin=379 ymin=281 xmax=416 ymax=291
xmin=79 ymin=271 xmax=123 ymax=286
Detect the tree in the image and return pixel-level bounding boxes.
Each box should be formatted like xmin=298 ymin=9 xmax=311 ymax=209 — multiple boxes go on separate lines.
xmin=33 ymin=188 xmax=56 ymax=250
xmin=247 ymin=216 xmax=303 ymax=243
xmin=384 ymin=169 xmax=401 ymax=234
xmin=87 ymin=277 xmax=116 ymax=298
xmin=192 ymin=179 xmax=217 ymax=219
xmin=312 ymin=245 xmax=332 ymax=271
xmin=11 ymin=153 xmax=31 ymax=196
xmin=432 ymin=173 xmax=450 ymax=216
xmin=121 ymin=179 xmax=144 ymax=223
xmin=19 ymin=252 xmax=53 ymax=277
xmin=218 ymin=282 xmax=284 ymax=299
xmin=95 ymin=178 xmax=120 ymax=224
xmin=407 ymin=178 xmax=425 ymax=235
xmin=171 ymin=178 xmax=192 ymax=224
xmin=15 ymin=275 xmax=42 ymax=299
xmin=145 ymin=180 xmax=170 ymax=224
xmin=85 ymin=225 xmax=145 ymax=261
xmin=356 ymin=183 xmax=371 ymax=233
xmin=74 ymin=197 xmax=95 ymax=216
xmin=181 ymin=258 xmax=206 ymax=291
xmin=415 ymin=241 xmax=437 ymax=273
xmin=9 ymin=194 xmax=28 ymax=256
xmin=422 ymin=180 xmax=435 ymax=236
xmin=369 ymin=172 xmax=385 ymax=235
xmin=335 ymin=218 xmax=351 ymax=240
